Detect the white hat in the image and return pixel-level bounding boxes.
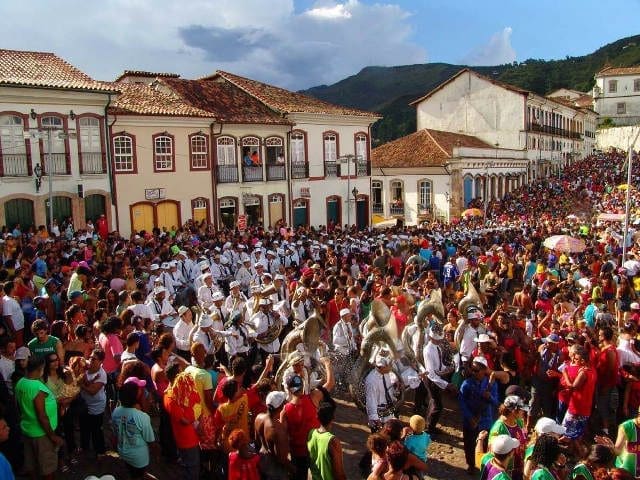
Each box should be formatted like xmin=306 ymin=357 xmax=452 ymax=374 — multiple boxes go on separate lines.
xmin=160 ymin=262 xmax=170 ymax=269
xmin=262 ymin=272 xmax=272 ymax=279
xmin=491 ymin=434 xmax=520 ymax=455
xmin=267 ymin=250 xmax=276 ymax=256
xmin=255 ymin=262 xmax=264 ymax=268
xmin=534 ymin=417 xmax=566 ymax=435
xmin=177 ymin=305 xmax=190 ymax=316
xmin=339 ymin=308 xmax=351 ymax=317
xmin=199 ymin=261 xmax=209 ymax=271
xmin=199 ymin=314 xmax=213 ymax=328
xmin=259 ymin=298 xmax=271 ymax=306
xmin=474 ymin=333 xmax=495 ymax=344
xmin=265 ymin=391 xmax=287 ymax=409
xmin=168 ymin=261 xmax=177 ymax=268
xmin=202 ymin=272 xmax=212 ymax=280
xmin=15 ymin=346 xmax=31 ymax=360
xmin=153 ymin=286 xmax=167 ymax=295
xmin=229 ymin=280 xmax=240 ymax=289
xmin=212 ymin=291 xmax=225 ymax=302
xmin=632 ymin=302 xmax=640 ymax=310
xmin=178 ymin=250 xmax=187 ymax=257
xmin=274 ymin=274 xmax=285 ymax=281
xmin=220 ymin=256 xmax=229 ymax=265
xmin=472 ymin=356 xmax=488 ymax=368
xmin=150 ymin=264 xmax=159 ymax=271
xmin=429 ymin=329 xmax=444 ymax=340
xmin=504 ymin=395 xmax=530 ymax=412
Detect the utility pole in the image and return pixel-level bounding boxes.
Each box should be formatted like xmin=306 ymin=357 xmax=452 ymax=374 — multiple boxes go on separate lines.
xmin=622 ymin=127 xmax=640 ymax=262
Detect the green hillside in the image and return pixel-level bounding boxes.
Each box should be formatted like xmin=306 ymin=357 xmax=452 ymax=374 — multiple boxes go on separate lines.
xmin=302 ymin=35 xmax=640 ymax=146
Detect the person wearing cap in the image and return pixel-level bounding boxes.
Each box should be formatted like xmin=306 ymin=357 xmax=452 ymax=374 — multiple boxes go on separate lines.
xmin=146 ymin=286 xmax=178 ymax=328
xmin=488 ymin=395 xmax=528 ymax=479
xmin=197 ymin=272 xmax=219 ymax=313
xmin=332 ymin=308 xmax=358 ymax=389
xmin=529 ymin=333 xmax=562 ymax=429
xmin=250 ymin=297 xmax=284 ymax=362
xmin=224 ymin=281 xmax=249 ymax=321
xmin=254 ymin=390 xmax=293 ymax=478
xmin=480 ymin=434 xmax=521 ymax=480
xmin=111 ymin=379 xmax=156 ymax=478
xmin=364 ymin=352 xmax=400 ymax=431
xmin=162 ymin=261 xmax=185 ymax=297
xmin=282 ymin=357 xmax=334 ymax=479
xmin=2 ymin=280 xmax=25 ymax=347
xmin=225 ymin=312 xmax=254 ymax=360
xmin=455 ymin=305 xmax=484 ymax=364
xmin=423 ymin=325 xmax=457 ymax=434
xmin=459 ymin=356 xmax=499 ymax=474
xmin=235 ymin=258 xmax=253 ymax=295
xmin=193 ymin=261 xmax=212 ymax=292
xmin=173 ymin=305 xmax=195 ymax=359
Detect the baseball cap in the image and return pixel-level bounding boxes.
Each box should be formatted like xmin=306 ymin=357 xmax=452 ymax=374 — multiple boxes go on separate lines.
xmin=266 ymin=391 xmax=287 ymax=409
xmin=491 ymin=434 xmax=520 ymax=455
xmin=124 ymin=376 xmax=146 ymax=388
xmin=504 ymin=395 xmax=530 ymax=412
xmin=199 ymin=315 xmax=214 ymax=328
xmin=15 ymin=346 xmax=31 ymax=360
xmin=534 ymin=417 xmax=566 ymax=435
xmin=287 ymin=375 xmax=304 ymax=393
xmin=339 ymin=308 xmax=351 ymax=317
xmin=69 ymin=290 xmax=84 ymax=300
xmin=472 ymin=356 xmax=489 ymax=368
xmin=543 ymin=333 xmax=560 ymax=344
xmin=229 ymin=280 xmax=240 ymax=289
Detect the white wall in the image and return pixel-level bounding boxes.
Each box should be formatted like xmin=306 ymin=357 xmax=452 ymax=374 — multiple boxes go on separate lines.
xmin=595 ymin=74 xmax=640 ymax=125
xmin=596 ymin=125 xmax=640 ymax=151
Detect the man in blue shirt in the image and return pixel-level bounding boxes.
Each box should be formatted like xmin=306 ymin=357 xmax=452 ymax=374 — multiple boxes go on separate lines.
xmin=459 ymin=356 xmax=498 ymax=475
xmin=0 ymin=414 xmax=14 ymax=480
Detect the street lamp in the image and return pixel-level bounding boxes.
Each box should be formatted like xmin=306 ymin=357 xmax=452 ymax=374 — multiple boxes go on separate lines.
xmin=34 ymin=163 xmax=42 ymax=193
xmin=340 ymin=154 xmax=361 ymax=229
xmin=444 ymin=191 xmax=450 ymax=223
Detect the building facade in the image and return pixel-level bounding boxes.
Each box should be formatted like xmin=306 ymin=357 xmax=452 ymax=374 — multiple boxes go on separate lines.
xmin=594 ymin=66 xmax=640 ymax=126
xmin=0 ymin=49 xmax=116 ymax=232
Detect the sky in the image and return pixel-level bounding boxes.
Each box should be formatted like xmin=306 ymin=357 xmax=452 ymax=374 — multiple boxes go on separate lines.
xmin=2 ymin=0 xmax=639 ymax=91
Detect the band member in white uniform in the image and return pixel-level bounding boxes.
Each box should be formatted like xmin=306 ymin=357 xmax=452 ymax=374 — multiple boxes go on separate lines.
xmin=250 ymin=298 xmax=284 ymax=363
xmin=193 ymin=261 xmax=212 ymax=291
xmin=173 ymin=305 xmax=195 ymax=359
xmin=365 ymin=353 xmax=399 ymax=431
xmin=146 ymin=287 xmax=178 ymax=328
xmin=197 ymin=273 xmax=219 ymax=312
xmin=224 ymin=281 xmax=249 ymax=322
xmin=225 ymin=311 xmax=254 ymax=359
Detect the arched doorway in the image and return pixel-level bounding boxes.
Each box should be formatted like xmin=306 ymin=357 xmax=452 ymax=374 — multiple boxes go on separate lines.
xmin=84 ymin=194 xmax=106 ymax=223
xmin=463 ymin=176 xmax=473 ymax=207
xmin=268 ymin=194 xmax=284 ymax=228
xmin=355 ymin=195 xmax=368 ymax=231
xmin=131 ymin=202 xmax=154 ymax=233
xmin=293 ymin=199 xmax=309 ymax=227
xmin=219 ymin=197 xmax=237 ymax=229
xmin=243 ymin=195 xmax=263 ymax=227
xmin=326 ymin=195 xmax=341 ymax=227
xmin=191 ymin=197 xmax=209 ymax=225
xmin=45 ymin=196 xmax=72 ymax=226
xmin=156 ymin=200 xmax=180 ymax=231
xmin=4 ymin=198 xmax=34 ymax=231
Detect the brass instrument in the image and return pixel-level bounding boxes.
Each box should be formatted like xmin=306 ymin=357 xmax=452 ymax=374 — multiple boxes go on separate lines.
xmin=255 ymin=311 xmax=283 ymax=344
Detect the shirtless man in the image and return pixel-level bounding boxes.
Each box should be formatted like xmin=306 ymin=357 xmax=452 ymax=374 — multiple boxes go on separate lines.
xmin=254 ymin=390 xmax=293 ymax=479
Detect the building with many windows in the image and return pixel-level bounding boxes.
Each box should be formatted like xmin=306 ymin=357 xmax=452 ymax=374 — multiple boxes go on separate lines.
xmin=110 ymin=70 xmax=379 ymax=236
xmin=593 ymin=65 xmax=640 ymax=126
xmin=0 ymin=49 xmax=117 ymax=231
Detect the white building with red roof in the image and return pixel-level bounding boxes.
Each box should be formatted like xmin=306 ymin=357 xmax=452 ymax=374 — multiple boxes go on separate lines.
xmin=594 ymin=65 xmax=640 ymax=126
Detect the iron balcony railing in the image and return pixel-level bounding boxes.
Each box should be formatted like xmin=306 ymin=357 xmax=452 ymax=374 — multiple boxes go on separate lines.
xmin=42 ymin=153 xmax=68 ymax=175
xmin=266 ymin=164 xmax=286 ymax=181
xmin=242 ymin=165 xmax=263 ymax=182
xmin=325 ymin=161 xmax=338 ymax=177
xmin=356 ymin=158 xmax=369 ymax=176
xmin=1 ymin=153 xmax=29 ymax=176
xmin=389 ymin=203 xmax=405 ymax=215
xmin=80 ymin=152 xmax=105 ymax=174
xmin=291 ymin=162 xmax=308 ymax=179
xmin=372 ymin=203 xmax=384 ymax=214
xmin=217 ymin=165 xmax=239 ymax=183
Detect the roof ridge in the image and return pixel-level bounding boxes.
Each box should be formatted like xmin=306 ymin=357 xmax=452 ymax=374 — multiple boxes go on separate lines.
xmin=424 ymin=129 xmax=451 ymax=158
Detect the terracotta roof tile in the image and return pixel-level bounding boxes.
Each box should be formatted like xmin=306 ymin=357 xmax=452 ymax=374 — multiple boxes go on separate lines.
xmin=114 ymin=70 xmax=180 ymax=82
xmin=0 ymin=49 xmax=117 ymax=92
xmin=161 ymin=78 xmax=291 ymax=125
xmin=575 ymin=94 xmax=594 ymax=108
xmin=212 ymin=70 xmax=379 ymax=117
xmin=597 ymin=66 xmax=640 ymax=76
xmin=109 ymin=82 xmax=213 ymax=117
xmin=372 ymin=128 xmax=492 ymax=168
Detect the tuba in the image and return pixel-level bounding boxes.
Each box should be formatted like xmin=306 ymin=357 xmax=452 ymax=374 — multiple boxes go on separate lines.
xmin=255 ymin=311 xmax=283 ymax=344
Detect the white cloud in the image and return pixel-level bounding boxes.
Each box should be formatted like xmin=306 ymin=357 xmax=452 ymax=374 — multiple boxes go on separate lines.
xmin=462 ymin=27 xmax=517 ymax=66
xmin=0 ymin=0 xmax=425 ymax=90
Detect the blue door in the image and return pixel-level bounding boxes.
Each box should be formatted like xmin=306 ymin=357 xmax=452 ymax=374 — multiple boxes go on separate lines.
xmin=463 ymin=177 xmax=473 ymax=208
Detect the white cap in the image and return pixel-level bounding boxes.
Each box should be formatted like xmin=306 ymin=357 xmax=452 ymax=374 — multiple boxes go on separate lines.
xmin=339 ymin=308 xmax=351 ymax=317
xmin=472 ymin=356 xmax=488 ymax=368
xmin=202 ymin=272 xmax=212 ymax=280
xmin=474 ymin=333 xmax=495 ymax=344
xmin=266 ymin=391 xmax=287 ymax=409
xmin=274 ymin=274 xmax=285 ymax=281
xmin=150 ymin=264 xmax=159 ymax=271
xmin=199 ymin=315 xmax=213 ymax=328
xmin=491 ymin=434 xmax=520 ymax=455
xmin=212 ymin=291 xmax=225 ymax=302
xmin=259 ymin=298 xmax=271 ymax=306
xmin=229 ymin=280 xmax=240 ymax=289
xmin=168 ymin=261 xmax=177 ymax=268
xmin=375 ymin=354 xmax=392 ymax=367
xmin=199 ymin=261 xmax=209 ymax=271
xmin=153 ymin=286 xmax=167 ymax=295
xmin=534 ymin=417 xmax=566 ymax=435
xmin=160 ymin=262 xmax=170 ymax=269
xmin=429 ymin=329 xmax=444 ymax=340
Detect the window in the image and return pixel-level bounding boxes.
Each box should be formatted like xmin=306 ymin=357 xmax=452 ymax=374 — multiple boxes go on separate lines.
xmin=78 ymin=117 xmax=103 ymax=174
xmin=113 ymin=135 xmax=135 ymax=172
xmin=390 ymin=180 xmax=403 ymax=202
xmin=372 ymin=180 xmax=382 ymax=205
xmin=290 ymin=131 xmax=306 ymax=164
xmin=609 ymin=80 xmax=618 ymax=93
xmin=617 ymin=102 xmax=626 ymax=114
xmin=265 ymin=137 xmax=284 ymax=165
xmin=153 ymin=134 xmax=174 ymax=171
xmin=635 ymin=79 xmax=640 ymax=92
xmin=418 ymin=180 xmax=432 ymax=209
xmin=0 ymin=115 xmax=27 ymax=176
xmin=41 ymin=116 xmax=65 ymax=154
xmin=241 ymin=136 xmax=261 ymax=165
xmin=323 ymin=132 xmax=338 ymax=163
xmin=216 ymin=136 xmax=236 ymax=165
xmin=190 ymin=134 xmax=208 ymax=169
xmin=355 ymin=133 xmax=368 ymax=161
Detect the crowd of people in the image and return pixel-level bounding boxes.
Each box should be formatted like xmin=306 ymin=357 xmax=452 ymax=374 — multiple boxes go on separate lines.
xmin=1 ymin=149 xmax=640 ymax=480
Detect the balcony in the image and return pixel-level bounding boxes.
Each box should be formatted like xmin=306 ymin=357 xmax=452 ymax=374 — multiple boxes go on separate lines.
xmin=217 ymin=165 xmax=239 ymax=183
xmin=242 ymin=165 xmax=263 ymax=182
xmin=356 ymin=158 xmax=369 ymax=176
xmin=80 ymin=152 xmax=105 ymax=174
xmin=266 ymin=164 xmax=286 ymax=181
xmin=1 ymin=153 xmax=29 ymax=177
xmin=325 ymin=161 xmax=338 ymax=177
xmin=417 ymin=204 xmax=433 ymax=216
xmin=389 ymin=203 xmax=405 ymax=216
xmin=291 ymin=162 xmax=308 ymax=179
xmin=42 ymin=153 xmax=68 ymax=175
xmin=372 ymin=203 xmax=384 ymax=214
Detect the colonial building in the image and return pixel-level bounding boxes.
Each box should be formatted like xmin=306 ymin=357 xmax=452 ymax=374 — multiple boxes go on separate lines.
xmin=371 ymin=129 xmax=529 ymax=224
xmin=593 ymin=65 xmax=640 ymax=126
xmin=110 ymin=70 xmax=379 ymax=236
xmin=411 ymin=68 xmax=596 ymax=180
xmin=0 ymin=49 xmax=117 ymax=231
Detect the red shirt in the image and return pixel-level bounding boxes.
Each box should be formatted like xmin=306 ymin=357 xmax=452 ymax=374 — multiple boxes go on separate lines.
xmin=596 ymin=345 xmax=619 ymax=390
xmin=568 ymin=366 xmax=597 ymax=416
xmin=284 ymin=394 xmax=320 ymax=457
xmin=228 ymin=451 xmax=260 ymax=480
xmin=163 ymin=394 xmax=199 ymax=449
xmin=326 ymin=298 xmax=348 ymax=332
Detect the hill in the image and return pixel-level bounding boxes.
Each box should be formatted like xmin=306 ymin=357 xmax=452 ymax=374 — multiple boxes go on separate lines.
xmin=301 ymin=34 xmax=640 ymax=145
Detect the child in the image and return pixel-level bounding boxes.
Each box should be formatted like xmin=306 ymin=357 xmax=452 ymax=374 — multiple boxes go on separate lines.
xmin=404 ymin=415 xmax=431 ymax=463
xmin=227 ymin=428 xmax=259 ymax=480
